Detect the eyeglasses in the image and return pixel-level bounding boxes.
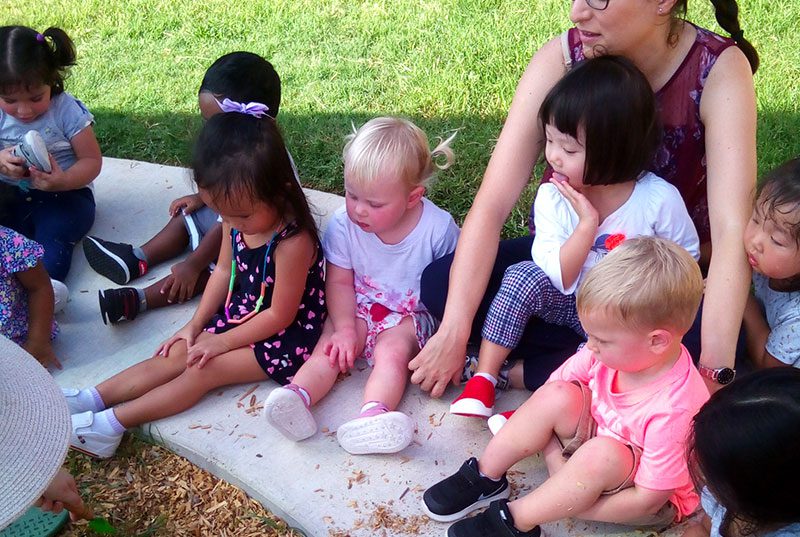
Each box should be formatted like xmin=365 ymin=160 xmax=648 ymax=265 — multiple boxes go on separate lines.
xmin=575 ymin=0 xmax=610 ymax=11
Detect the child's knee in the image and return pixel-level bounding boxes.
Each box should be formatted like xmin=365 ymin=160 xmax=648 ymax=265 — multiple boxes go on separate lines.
xmin=570 ymin=436 xmax=635 ymax=478
xmin=533 ymin=380 xmax=583 ymax=408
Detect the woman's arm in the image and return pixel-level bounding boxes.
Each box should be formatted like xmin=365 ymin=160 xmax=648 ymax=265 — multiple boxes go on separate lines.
xmin=409 ymin=36 xmax=568 ymax=397
xmin=698 ymin=46 xmax=757 ymax=390
xmin=16 ymin=261 xmax=60 ymax=368
xmin=28 ymin=127 xmax=102 ymax=191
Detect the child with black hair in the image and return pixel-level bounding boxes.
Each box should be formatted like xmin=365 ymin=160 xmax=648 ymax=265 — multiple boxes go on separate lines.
xmin=741 ymin=158 xmax=800 ymax=369
xmin=82 ymin=52 xmax=296 ymax=324
xmin=63 ymin=111 xmax=325 ymax=459
xmin=684 ymin=367 xmax=800 ymax=537
xmin=0 ymin=25 xmax=102 ymax=286
xmin=451 ymin=56 xmax=700 ymax=418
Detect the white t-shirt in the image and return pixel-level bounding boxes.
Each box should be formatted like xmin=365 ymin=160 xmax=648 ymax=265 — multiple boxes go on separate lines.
xmin=532 ymin=172 xmax=700 ymax=294
xmin=323 ymin=197 xmax=460 ymax=314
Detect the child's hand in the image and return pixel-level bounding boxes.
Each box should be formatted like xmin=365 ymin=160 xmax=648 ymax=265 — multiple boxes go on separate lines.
xmin=169 ymin=194 xmax=204 ymax=217
xmin=553 ymin=179 xmax=599 ymax=227
xmin=0 ymin=146 xmax=27 ymax=178
xmin=186 ymin=334 xmax=230 ymax=368
xmin=28 ymin=155 xmax=66 ymax=191
xmin=156 ymin=322 xmax=201 ymax=357
xmin=161 ymin=259 xmax=203 ymax=303
xmin=324 ymin=327 xmax=360 ymax=373
xmin=23 ymin=338 xmax=62 ymax=370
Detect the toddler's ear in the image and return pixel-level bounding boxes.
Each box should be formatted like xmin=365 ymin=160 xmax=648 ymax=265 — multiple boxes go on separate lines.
xmin=648 ymin=328 xmax=675 ymax=354
xmin=407 ymin=185 xmax=425 ymax=208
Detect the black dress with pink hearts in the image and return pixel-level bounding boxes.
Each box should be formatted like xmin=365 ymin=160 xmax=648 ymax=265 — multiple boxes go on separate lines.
xmin=205 ymin=222 xmax=326 ymax=384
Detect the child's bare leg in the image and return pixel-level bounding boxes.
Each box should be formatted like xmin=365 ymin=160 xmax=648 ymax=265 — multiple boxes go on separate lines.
xmin=476 ymin=339 xmax=513 ymax=377
xmin=363 ymin=316 xmax=418 ymax=409
xmin=265 ymin=320 xmax=367 ymax=442
xmin=506 ymin=436 xmax=635 ymax=531
xmin=336 ymin=317 xmax=418 ymax=454
xmin=95 ymin=340 xmax=190 ymax=407
xmin=114 ymin=339 xmax=266 ymax=428
xmin=479 ymin=381 xmax=585 ymax=478
xmin=291 ymin=318 xmax=367 ymax=404
xmin=140 ymin=216 xmax=190 ymax=266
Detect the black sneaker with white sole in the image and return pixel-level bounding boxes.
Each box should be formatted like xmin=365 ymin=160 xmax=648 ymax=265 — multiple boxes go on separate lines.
xmin=99 ymin=288 xmax=140 ymax=325
xmin=423 ymin=457 xmax=510 ymax=523
xmin=83 ymin=236 xmax=146 ymax=285
xmin=447 ymin=499 xmax=541 ymax=537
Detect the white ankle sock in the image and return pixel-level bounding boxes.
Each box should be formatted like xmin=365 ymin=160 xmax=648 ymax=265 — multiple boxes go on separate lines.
xmin=475 ymin=372 xmax=498 ymax=386
xmin=94 ymin=408 xmax=127 ymax=435
xmin=74 ymin=387 xmax=105 ymax=413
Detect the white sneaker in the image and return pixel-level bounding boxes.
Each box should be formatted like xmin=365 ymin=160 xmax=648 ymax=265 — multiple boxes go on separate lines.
xmin=12 ymin=130 xmax=52 ymax=172
xmin=51 ymin=279 xmax=68 ymax=314
xmin=336 ymin=411 xmax=415 ymax=455
xmin=62 ymin=388 xmax=94 ymax=414
xmin=70 ymin=411 xmax=122 ymax=459
xmin=264 ymin=387 xmax=317 ymax=441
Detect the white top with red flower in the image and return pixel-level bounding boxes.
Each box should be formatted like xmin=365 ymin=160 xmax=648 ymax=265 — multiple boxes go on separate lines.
xmin=531 ymin=172 xmax=700 ymax=295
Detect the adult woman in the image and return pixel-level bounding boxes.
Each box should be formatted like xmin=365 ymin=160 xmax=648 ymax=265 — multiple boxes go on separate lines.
xmin=409 ymin=0 xmax=758 ymax=397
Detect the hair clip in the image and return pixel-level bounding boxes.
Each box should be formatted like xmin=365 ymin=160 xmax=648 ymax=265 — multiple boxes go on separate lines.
xmin=36 ymin=33 xmax=45 ymax=42
xmin=731 ymin=29 xmax=744 ymax=42
xmin=216 ymin=98 xmax=269 ymax=118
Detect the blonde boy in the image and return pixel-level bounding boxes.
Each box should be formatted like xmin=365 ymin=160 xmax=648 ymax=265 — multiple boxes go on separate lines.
xmin=423 ymin=237 xmax=710 ymax=537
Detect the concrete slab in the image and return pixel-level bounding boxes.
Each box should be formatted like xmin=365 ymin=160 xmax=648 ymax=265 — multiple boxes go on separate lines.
xmin=52 ymin=158 xmax=691 ymax=536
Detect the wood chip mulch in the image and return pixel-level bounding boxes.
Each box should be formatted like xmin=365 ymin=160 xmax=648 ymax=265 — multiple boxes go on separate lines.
xmin=61 ymin=435 xmax=302 ymax=537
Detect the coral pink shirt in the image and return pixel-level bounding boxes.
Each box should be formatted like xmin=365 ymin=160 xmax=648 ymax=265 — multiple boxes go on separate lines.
xmin=548 ymin=345 xmax=709 ymax=519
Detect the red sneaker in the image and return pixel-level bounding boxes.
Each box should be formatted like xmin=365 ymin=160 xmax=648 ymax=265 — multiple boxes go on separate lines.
xmin=450 ymin=376 xmax=496 ymax=418
xmin=487 ymin=410 xmax=515 ymax=436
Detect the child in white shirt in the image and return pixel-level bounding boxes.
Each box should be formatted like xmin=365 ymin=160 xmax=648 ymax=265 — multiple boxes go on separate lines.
xmin=264 ymin=117 xmax=460 ymax=454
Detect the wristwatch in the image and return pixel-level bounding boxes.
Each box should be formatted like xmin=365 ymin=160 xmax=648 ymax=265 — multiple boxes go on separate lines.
xmin=698 ymin=364 xmax=736 ymax=385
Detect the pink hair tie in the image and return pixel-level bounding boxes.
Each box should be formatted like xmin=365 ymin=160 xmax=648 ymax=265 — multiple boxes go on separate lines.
xmin=36 ymin=33 xmax=45 ymax=42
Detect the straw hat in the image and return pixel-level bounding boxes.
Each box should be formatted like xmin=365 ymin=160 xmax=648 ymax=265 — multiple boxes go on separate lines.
xmin=0 ymin=335 xmax=70 ymax=530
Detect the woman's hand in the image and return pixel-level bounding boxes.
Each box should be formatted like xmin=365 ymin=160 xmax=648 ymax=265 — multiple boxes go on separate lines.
xmin=35 ymin=468 xmax=92 ymax=521
xmin=553 ymin=179 xmax=599 ymax=227
xmin=408 ymin=323 xmax=468 ymax=398
xmin=324 ymin=326 xmax=360 ymax=373
xmin=23 ymin=337 xmax=62 ymax=370
xmin=156 ymin=322 xmax=202 ymax=357
xmin=169 ymin=194 xmax=204 ymax=217
xmin=186 ymin=333 xmax=230 ymax=368
xmin=0 ymin=146 xmax=27 ymax=178
xmin=160 ymin=259 xmax=203 ymax=303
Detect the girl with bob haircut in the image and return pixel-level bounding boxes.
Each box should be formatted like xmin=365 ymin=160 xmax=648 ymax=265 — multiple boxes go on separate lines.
xmin=685 ymin=367 xmax=800 ymax=537
xmin=451 ymin=56 xmax=700 ymax=419
xmin=264 ymin=117 xmax=460 ymax=455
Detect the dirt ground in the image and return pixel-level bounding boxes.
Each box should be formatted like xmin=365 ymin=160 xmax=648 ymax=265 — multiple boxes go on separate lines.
xmin=61 ymin=435 xmax=301 ymax=537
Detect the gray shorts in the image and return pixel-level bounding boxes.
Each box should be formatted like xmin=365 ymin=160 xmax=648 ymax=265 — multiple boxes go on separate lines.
xmin=182 ymin=205 xmax=220 ymax=250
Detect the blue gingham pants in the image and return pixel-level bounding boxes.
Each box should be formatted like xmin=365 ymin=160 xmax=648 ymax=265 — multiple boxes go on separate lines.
xmin=482 ymin=261 xmax=585 ymax=349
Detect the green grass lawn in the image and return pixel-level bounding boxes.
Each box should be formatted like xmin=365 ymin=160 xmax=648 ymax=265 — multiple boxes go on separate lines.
xmin=3 ymin=0 xmax=799 ymax=237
